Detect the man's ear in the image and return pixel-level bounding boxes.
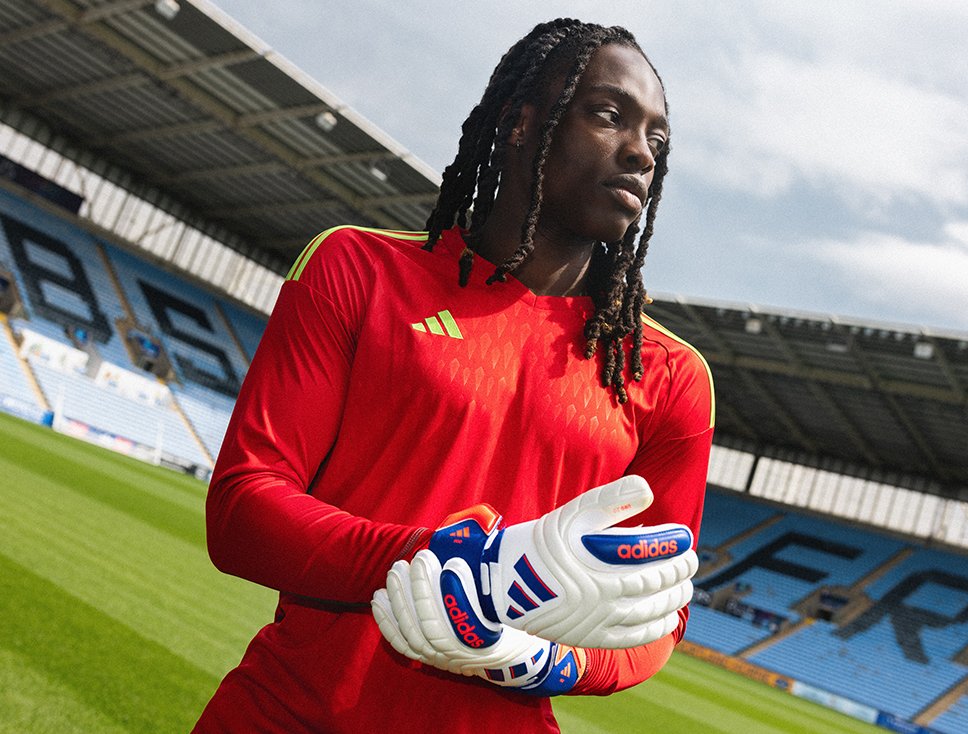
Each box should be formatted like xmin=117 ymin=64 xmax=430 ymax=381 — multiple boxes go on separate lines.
xmin=503 ymin=103 xmax=538 ymax=148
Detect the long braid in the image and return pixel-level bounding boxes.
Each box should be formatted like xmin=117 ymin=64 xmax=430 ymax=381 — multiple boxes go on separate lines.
xmin=625 ymin=149 xmax=669 ymax=381
xmin=425 ymin=20 xmax=577 ymax=251
xmin=425 ymin=19 xmax=671 ymax=403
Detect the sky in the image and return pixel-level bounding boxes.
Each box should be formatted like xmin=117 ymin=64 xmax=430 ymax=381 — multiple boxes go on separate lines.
xmin=208 ymin=0 xmax=968 ymax=334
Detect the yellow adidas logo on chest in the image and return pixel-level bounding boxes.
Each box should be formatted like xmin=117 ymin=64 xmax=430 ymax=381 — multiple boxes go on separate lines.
xmin=411 ymin=309 xmax=463 ymax=340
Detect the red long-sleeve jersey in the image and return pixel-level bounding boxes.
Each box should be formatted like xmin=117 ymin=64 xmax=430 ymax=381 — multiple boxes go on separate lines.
xmin=195 ymin=226 xmax=714 ymax=733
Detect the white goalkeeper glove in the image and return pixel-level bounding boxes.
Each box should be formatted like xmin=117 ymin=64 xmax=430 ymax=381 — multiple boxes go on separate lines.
xmin=422 ymin=474 xmax=697 ymax=649
xmin=372 ymin=552 xmax=586 ymax=696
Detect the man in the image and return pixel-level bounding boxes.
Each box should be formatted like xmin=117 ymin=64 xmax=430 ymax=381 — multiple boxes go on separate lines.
xmin=195 ymin=18 xmax=713 ymax=733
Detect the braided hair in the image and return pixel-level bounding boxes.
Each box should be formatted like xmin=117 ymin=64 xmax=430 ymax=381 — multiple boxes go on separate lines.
xmin=423 ymin=18 xmax=670 ymax=404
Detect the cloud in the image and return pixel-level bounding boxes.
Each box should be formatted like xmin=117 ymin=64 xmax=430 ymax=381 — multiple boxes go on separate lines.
xmin=808 ymin=222 xmax=968 ymax=329
xmin=674 ymin=51 xmax=968 ymax=208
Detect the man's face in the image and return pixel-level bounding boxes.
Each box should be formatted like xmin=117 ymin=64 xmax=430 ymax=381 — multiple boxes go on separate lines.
xmin=536 ymin=43 xmax=668 ymax=246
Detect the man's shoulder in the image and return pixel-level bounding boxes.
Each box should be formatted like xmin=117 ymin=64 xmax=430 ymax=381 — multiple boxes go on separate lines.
xmin=286 ymin=225 xmax=431 ymax=283
xmin=635 ymin=312 xmax=716 ymax=431
xmin=639 ymin=313 xmax=707 ymax=365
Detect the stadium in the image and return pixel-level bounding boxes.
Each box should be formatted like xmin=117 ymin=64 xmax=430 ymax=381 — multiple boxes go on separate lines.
xmin=0 ymin=1 xmax=965 ymax=733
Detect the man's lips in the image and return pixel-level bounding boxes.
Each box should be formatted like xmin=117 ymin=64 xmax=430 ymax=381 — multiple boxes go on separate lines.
xmin=604 ymin=175 xmax=648 ymax=212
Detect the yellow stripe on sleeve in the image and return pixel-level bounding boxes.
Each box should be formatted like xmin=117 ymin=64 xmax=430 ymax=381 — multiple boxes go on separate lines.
xmin=286 ymin=226 xmax=429 ymax=282
xmin=641 ymin=313 xmax=716 ymax=429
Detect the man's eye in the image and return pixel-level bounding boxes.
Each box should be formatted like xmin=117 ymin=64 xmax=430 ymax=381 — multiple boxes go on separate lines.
xmin=593 ymin=108 xmax=620 ymax=123
xmin=649 ymin=137 xmax=667 ymax=155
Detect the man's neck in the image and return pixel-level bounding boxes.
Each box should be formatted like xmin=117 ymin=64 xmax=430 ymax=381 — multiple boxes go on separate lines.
xmin=472 ymin=199 xmax=595 ymax=297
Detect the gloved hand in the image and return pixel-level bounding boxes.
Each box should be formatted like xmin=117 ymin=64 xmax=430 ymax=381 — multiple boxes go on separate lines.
xmin=372 ymin=552 xmax=586 ymax=696
xmin=412 ymin=474 xmax=698 ymax=649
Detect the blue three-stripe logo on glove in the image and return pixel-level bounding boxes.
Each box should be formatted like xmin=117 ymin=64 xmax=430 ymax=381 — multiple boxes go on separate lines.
xmin=483 ymin=647 xmax=546 ymax=682
xmin=504 ymin=554 xmax=558 ymax=620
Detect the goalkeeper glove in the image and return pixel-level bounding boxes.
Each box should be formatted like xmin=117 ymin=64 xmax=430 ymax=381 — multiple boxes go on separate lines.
xmin=424 ymin=474 xmax=697 ymax=649
xmin=373 ymin=553 xmax=586 ymax=696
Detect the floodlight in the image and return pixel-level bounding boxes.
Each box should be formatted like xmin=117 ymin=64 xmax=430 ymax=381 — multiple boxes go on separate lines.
xmin=369 ymin=163 xmax=389 ymax=183
xmin=315 ymin=111 xmax=338 ymax=132
xmin=155 ymin=0 xmax=180 ymax=21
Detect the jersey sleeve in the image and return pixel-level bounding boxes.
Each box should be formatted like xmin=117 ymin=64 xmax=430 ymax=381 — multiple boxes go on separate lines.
xmin=572 ymin=331 xmax=715 ymax=695
xmin=205 ymin=231 xmax=431 ymax=604
xmin=570 ymin=632 xmax=677 ymax=695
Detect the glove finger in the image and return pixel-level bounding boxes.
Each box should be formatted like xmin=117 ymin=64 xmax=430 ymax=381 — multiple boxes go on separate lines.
xmin=609 ymin=578 xmax=694 ymax=628
xmin=372 ymin=588 xmax=425 ymax=662
xmin=412 ymin=553 xmax=504 ymax=654
xmin=409 ymin=552 xmax=457 ymax=652
xmin=622 ymin=549 xmax=699 ymax=595
xmin=409 ymin=554 xmax=502 ymax=675
xmin=597 ymin=609 xmax=682 ymax=649
xmin=516 ymin=574 xmax=693 ymax=650
xmin=408 ymin=553 xmax=480 ymax=675
xmin=558 ymin=475 xmax=655 ymax=536
xmin=385 ymin=560 xmax=439 ymax=662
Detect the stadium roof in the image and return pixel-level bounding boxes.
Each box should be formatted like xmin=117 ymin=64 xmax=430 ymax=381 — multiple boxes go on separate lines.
xmin=0 ymin=0 xmax=441 ymax=271
xmin=0 ymin=1 xmax=965 ymax=496
xmin=648 ymin=296 xmax=968 ymax=496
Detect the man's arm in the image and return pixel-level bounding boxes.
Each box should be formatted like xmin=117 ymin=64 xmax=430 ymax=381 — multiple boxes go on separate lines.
xmin=206 ymin=252 xmax=431 ymax=603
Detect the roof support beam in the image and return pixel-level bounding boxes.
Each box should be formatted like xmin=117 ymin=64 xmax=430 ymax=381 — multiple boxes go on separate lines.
xmin=21 ymin=71 xmax=147 ymax=107
xmin=150 ymin=149 xmax=402 ymax=187
xmin=19 ymin=48 xmax=263 ymax=108
xmin=673 ymin=301 xmax=780 ymax=443
xmin=33 ymin=0 xmax=411 ymax=231
xmin=151 ymin=160 xmax=287 ymax=185
xmin=201 ymin=194 xmax=429 ymax=219
xmin=848 ymin=338 xmax=948 ymax=480
xmin=203 ymin=198 xmax=342 ymax=220
xmin=758 ymin=316 xmax=880 ymax=466
xmin=0 ymin=18 xmax=67 ymax=46
xmin=0 ymin=1 xmax=146 ymax=46
xmin=701 ymin=352 xmax=963 ymax=406
xmin=736 ymin=367 xmax=820 ymax=453
xmin=925 ymin=336 xmax=967 ymax=402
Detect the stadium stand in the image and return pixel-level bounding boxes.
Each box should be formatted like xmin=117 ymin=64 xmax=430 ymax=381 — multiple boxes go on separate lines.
xmin=690 ymin=487 xmax=968 ymax=733
xmin=218 ymin=299 xmax=268 ymax=364
xmin=932 ymin=694 xmax=968 ymax=734
xmin=0 ymin=316 xmax=42 ymax=415
xmin=0 ymin=188 xmax=252 ymax=472
xmin=29 ymin=359 xmax=210 ymax=467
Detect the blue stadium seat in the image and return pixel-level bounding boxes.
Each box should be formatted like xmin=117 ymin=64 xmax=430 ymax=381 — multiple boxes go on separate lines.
xmin=0 ymin=323 xmax=41 ymax=410
xmin=169 ymin=381 xmax=237 ymax=460
xmin=0 ymin=189 xmax=246 ymax=467
xmin=931 ymin=693 xmax=968 ymax=734
xmin=103 ymin=243 xmax=249 ymax=399
xmin=29 ymin=360 xmax=210 ymax=467
xmin=750 ymin=617 xmax=966 ymax=720
xmin=697 ymin=487 xmax=781 ymax=547
xmin=219 ymin=299 xmax=267 ymax=363
xmin=684 ymin=604 xmax=773 ymax=654
xmin=693 ymin=493 xmax=908 ymax=628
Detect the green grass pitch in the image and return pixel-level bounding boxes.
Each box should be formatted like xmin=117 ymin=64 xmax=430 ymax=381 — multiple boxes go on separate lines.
xmin=0 ymin=410 xmax=886 ymax=733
